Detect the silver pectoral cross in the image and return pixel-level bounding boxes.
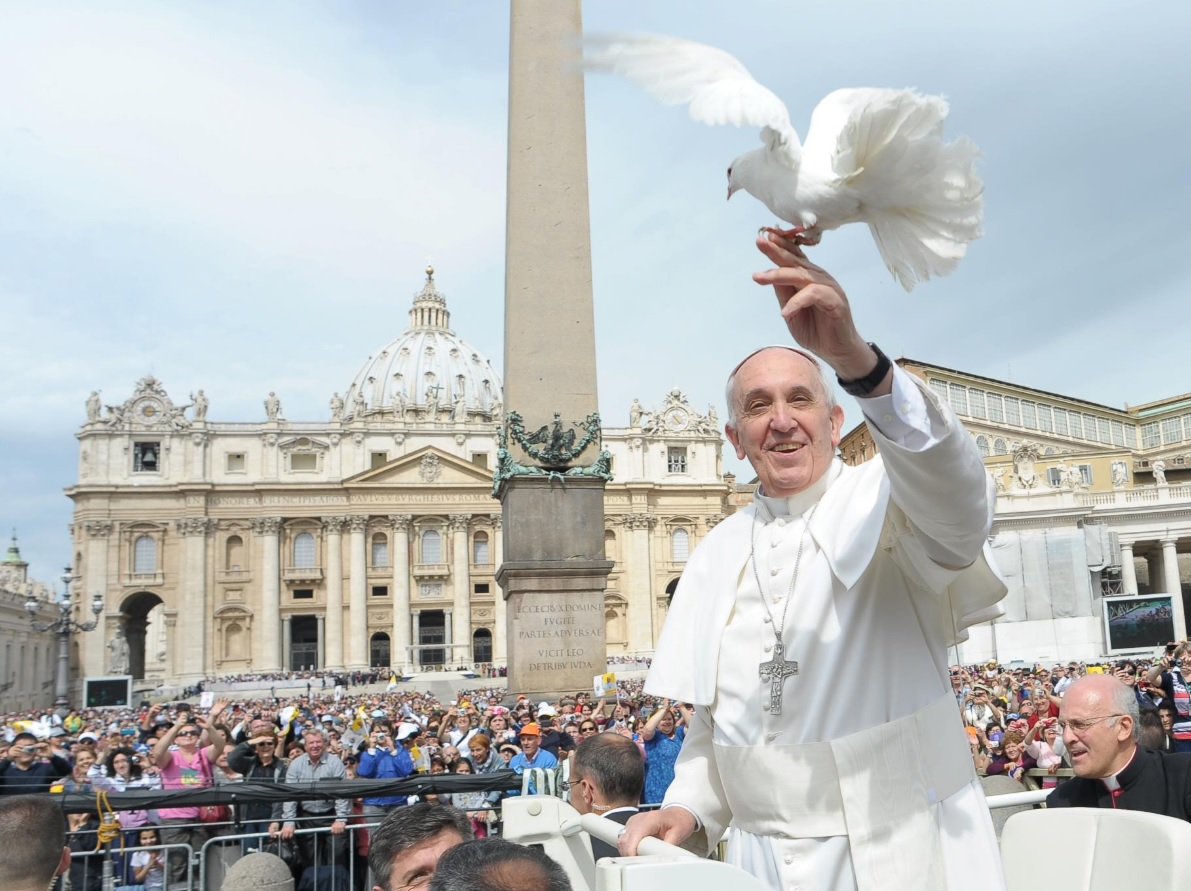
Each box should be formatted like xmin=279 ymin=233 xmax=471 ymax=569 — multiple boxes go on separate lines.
xmin=759 ymin=641 xmax=799 ymax=715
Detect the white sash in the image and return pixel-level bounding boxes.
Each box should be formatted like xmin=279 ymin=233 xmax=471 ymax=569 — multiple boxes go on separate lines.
xmin=715 ymin=694 xmax=976 ymax=891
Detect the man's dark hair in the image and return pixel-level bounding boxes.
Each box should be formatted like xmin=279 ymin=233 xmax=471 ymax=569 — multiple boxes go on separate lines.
xmin=11 ymin=732 xmax=37 ymax=746
xmin=1138 ymin=708 xmax=1167 ymax=750
xmin=572 ymin=732 xmax=644 ymax=805
xmin=0 ymin=795 xmax=67 ymax=889
xmin=368 ymin=802 xmax=471 ymax=891
xmin=428 ymin=839 xmax=571 ymax=891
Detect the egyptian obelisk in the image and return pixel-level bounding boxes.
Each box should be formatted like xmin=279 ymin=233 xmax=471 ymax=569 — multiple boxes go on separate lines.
xmin=497 ymin=0 xmax=611 ymax=696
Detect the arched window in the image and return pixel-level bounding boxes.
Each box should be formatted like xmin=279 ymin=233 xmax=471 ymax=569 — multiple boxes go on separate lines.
xmin=976 ymin=435 xmax=990 ymax=457
xmin=473 ymin=628 xmax=493 ymax=663
xmin=993 ymin=438 xmax=1008 ymax=456
xmin=293 ymin=532 xmax=316 ymax=569
xmin=421 ymin=529 xmax=442 ymax=563
xmin=225 ymin=535 xmax=244 ymax=571
xmin=472 ymin=532 xmax=490 ymax=565
xmin=371 ymin=533 xmax=389 ymax=568
xmin=604 ymin=529 xmax=617 ymax=561
xmin=133 ymin=535 xmax=156 ymax=574
xmin=671 ymin=529 xmax=690 ymax=563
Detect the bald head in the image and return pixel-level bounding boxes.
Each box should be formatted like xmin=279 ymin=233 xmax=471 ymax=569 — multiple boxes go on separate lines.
xmin=1059 ymin=675 xmax=1139 ymax=778
xmin=724 ymin=346 xmax=836 ymax=426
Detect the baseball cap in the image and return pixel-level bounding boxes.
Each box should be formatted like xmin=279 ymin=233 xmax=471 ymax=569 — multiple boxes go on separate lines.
xmin=395 ymin=723 xmax=420 ymax=741
xmin=518 ymin=723 xmax=542 ymax=737
xmin=536 ymin=702 xmax=556 ymax=717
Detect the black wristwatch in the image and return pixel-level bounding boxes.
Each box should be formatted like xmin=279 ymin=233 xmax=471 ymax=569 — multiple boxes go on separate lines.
xmin=836 ymin=343 xmax=893 ymax=397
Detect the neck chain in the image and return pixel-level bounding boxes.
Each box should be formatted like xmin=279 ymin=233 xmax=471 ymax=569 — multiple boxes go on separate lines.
xmin=749 ymin=498 xmax=820 ymax=716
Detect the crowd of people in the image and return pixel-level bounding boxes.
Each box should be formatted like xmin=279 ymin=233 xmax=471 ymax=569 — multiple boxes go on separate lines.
xmin=952 ymin=644 xmax=1191 ymax=782
xmin=0 ymin=677 xmax=692 ymax=889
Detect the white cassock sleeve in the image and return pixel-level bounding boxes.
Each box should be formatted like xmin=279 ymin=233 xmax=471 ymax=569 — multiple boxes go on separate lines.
xmin=661 ymin=704 xmax=732 ymax=852
xmin=858 ymin=367 xmax=994 ymax=571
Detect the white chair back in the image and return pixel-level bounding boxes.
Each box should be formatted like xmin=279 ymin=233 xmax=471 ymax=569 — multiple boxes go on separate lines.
xmin=1002 ymin=807 xmax=1191 ymax=891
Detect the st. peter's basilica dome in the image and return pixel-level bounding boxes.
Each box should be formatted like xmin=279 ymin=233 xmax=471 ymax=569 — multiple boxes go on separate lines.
xmin=342 ymin=267 xmax=502 ymax=422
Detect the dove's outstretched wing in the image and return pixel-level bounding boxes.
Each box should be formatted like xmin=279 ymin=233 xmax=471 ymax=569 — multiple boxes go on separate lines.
xmin=584 ymin=34 xmax=800 ymax=159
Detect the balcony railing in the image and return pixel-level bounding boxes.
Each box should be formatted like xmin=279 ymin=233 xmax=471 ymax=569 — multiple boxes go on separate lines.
xmin=282 ymin=565 xmax=324 ymax=582
xmin=122 ymin=571 xmax=164 ymax=587
xmin=215 ymin=568 xmax=252 ymax=583
xmin=412 ymin=562 xmax=450 ymax=580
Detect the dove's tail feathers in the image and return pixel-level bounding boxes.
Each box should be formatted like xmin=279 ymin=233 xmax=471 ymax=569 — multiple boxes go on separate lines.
xmin=829 ymin=90 xmax=983 ymax=290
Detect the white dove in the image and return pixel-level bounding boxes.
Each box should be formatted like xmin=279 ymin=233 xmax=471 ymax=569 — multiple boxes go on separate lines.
xmin=584 ymin=34 xmax=984 ymax=291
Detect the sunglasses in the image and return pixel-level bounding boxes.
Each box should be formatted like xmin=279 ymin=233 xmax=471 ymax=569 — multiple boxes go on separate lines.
xmin=580 ymin=726 xmax=598 ymax=733
xmin=176 ymin=730 xmax=199 ymax=738
xmin=254 ymin=741 xmax=275 ymax=747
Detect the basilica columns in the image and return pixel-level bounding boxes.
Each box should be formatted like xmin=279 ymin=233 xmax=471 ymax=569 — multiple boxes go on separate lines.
xmin=391 ymin=515 xmax=413 ymax=673
xmin=1161 ymin=537 xmax=1187 ymax=641
xmin=83 ymin=521 xmax=112 ymax=679
xmin=348 ymin=516 xmax=368 ymax=669
xmin=492 ymin=515 xmax=506 ymax=662
xmin=176 ymin=518 xmax=215 ymax=680
xmin=253 ymin=517 xmax=282 ymax=672
xmin=323 ymin=517 xmax=346 ymax=670
xmin=450 ymin=515 xmax=471 ymax=660
xmin=1119 ymin=542 xmax=1139 ymax=595
xmin=625 ymin=515 xmax=656 ymax=652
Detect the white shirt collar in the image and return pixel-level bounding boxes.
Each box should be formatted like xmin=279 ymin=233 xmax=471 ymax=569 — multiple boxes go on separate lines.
xmin=754 ymin=458 xmax=843 ymax=519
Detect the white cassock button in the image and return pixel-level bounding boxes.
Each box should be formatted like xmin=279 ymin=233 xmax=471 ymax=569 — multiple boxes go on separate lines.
xmin=763 ymin=615 xmax=772 ymax=624
xmin=900 ymin=402 xmax=911 ymax=413
xmin=775 ymin=517 xmax=787 ymax=527
xmin=770 ymin=567 xmax=781 ymax=576
xmin=762 ymin=702 xmax=771 ymax=712
xmin=767 ymin=732 xmax=779 ymax=742
xmin=784 ymin=856 xmax=794 ymax=865
xmin=770 ymin=538 xmax=779 ymax=548
xmin=772 ymin=595 xmax=781 ymax=604
xmin=764 ymin=644 xmax=772 ymax=653
xmin=882 ymin=413 xmax=894 ymax=423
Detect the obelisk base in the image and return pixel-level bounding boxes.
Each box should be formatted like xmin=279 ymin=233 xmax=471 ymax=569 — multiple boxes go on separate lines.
xmin=497 ymin=476 xmax=612 ymax=697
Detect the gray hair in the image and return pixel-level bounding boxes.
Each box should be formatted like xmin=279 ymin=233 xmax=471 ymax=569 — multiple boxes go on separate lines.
xmin=0 ymin=795 xmax=67 ymax=889
xmin=724 ymin=346 xmax=837 ymax=427
xmin=369 ymin=802 xmax=472 ymax=891
xmin=301 ymin=727 xmax=328 ymax=744
xmin=1111 ymin=680 xmax=1141 ymax=741
xmin=429 ymin=839 xmax=572 ymax=891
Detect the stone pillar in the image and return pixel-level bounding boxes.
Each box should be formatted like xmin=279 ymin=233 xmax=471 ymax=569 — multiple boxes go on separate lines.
xmin=1120 ymin=542 xmax=1139 ymax=596
xmin=282 ymin=615 xmax=292 ymax=671
xmin=1147 ymin=551 xmax=1164 ymax=595
xmin=348 ymin=517 xmax=369 ymax=669
xmin=491 ymin=516 xmax=506 ymax=663
xmin=625 ymin=515 xmax=656 ymax=653
xmin=316 ymin=615 xmax=325 ymax=670
xmin=411 ymin=610 xmax=421 ymax=670
xmin=444 ymin=609 xmax=454 ymax=666
xmin=83 ymin=521 xmax=113 ymax=680
xmin=175 ymin=518 xmax=216 ymax=680
xmin=252 ymin=517 xmax=283 ymax=672
xmin=1161 ymin=537 xmax=1187 ymax=642
xmin=499 ymin=0 xmax=611 ymax=697
xmin=391 ymin=515 xmax=413 ymax=673
xmin=450 ymin=515 xmax=472 ymax=660
xmin=322 ymin=517 xmax=346 ymax=670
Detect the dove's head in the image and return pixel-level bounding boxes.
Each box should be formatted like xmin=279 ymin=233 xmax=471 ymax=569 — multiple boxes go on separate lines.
xmin=726 ymin=149 xmax=767 ymax=201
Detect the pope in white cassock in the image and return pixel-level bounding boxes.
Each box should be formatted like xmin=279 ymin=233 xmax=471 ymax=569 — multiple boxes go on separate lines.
xmin=619 ymin=234 xmax=1008 ymax=891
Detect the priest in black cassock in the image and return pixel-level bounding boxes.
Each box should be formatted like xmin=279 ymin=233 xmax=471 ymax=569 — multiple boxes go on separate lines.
xmin=1048 ymin=675 xmax=1191 ymax=819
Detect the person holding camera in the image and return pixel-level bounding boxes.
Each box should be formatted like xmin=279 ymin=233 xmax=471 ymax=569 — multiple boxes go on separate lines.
xmin=0 ymin=733 xmax=72 ymax=795
xmin=1146 ymin=643 xmax=1191 ymax=752
xmin=227 ymin=719 xmax=288 ymax=853
xmin=357 ymin=719 xmax=415 ymax=818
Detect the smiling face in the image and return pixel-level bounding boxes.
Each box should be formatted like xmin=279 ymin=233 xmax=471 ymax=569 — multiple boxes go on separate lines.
xmin=726 ymin=348 xmax=844 ymax=499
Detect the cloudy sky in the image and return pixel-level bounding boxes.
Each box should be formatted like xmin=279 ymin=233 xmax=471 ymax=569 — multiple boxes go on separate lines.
xmin=2 ymin=0 xmax=1189 ymax=581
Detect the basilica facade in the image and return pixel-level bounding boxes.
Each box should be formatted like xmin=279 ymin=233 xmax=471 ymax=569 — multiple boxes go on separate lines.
xmin=67 ymin=270 xmax=730 ymax=685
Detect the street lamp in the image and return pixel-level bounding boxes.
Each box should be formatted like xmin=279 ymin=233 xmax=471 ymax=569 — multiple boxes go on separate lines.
xmin=26 ymin=565 xmax=104 ymax=713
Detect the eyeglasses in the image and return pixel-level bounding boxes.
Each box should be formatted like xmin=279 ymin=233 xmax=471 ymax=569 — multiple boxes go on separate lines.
xmin=580 ymin=726 xmax=598 ymax=733
xmin=176 ymin=730 xmax=199 ymax=737
xmin=1057 ymin=715 xmax=1124 ymax=734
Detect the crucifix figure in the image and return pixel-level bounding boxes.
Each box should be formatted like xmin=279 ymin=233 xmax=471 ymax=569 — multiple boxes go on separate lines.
xmin=759 ymin=641 xmax=798 ymax=715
